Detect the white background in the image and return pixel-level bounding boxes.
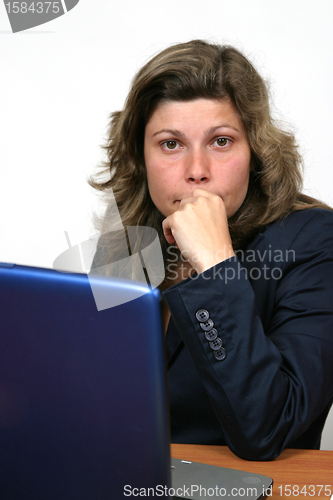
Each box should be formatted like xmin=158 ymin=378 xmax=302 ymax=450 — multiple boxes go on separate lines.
xmin=1 ymin=0 xmax=333 ymax=449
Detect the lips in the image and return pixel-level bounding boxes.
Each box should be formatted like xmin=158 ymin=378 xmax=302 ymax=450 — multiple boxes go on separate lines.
xmin=174 ymin=194 xmax=192 ymax=203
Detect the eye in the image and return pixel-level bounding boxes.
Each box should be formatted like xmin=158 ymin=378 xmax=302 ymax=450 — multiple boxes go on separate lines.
xmin=161 ymin=140 xmax=179 ymax=150
xmin=214 ymin=137 xmax=230 ymax=147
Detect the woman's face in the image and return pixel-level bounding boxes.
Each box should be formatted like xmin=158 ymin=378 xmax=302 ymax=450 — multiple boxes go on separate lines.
xmin=144 ymin=98 xmax=251 ymax=219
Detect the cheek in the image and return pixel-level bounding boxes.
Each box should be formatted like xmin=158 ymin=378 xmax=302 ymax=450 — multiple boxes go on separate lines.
xmin=146 ymin=163 xmax=170 ymax=205
xmin=146 ymin=171 xmax=159 ymax=200
xmin=224 ymin=159 xmax=250 ymax=193
xmin=146 ymin=157 xmax=177 ymax=191
xmin=238 ymin=167 xmax=250 ymax=192
xmin=146 ymin=163 xmax=164 ymax=188
xmin=145 ymin=154 xmax=160 ymax=187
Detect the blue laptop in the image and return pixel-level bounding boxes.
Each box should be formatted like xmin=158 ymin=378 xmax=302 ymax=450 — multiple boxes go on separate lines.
xmin=0 ymin=263 xmax=170 ymax=499
xmin=0 ymin=262 xmax=273 ymax=499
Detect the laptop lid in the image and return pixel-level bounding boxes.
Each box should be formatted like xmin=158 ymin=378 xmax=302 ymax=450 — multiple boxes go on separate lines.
xmin=170 ymin=458 xmax=273 ymax=499
xmin=0 ymin=263 xmax=170 ymax=499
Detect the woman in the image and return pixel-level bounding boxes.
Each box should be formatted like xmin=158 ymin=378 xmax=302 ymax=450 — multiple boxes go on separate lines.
xmin=89 ymin=40 xmax=333 ymax=460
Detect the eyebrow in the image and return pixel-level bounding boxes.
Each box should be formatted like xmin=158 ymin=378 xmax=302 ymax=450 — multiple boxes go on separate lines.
xmin=152 ymin=128 xmax=185 ymax=138
xmin=207 ymin=124 xmax=240 ymax=134
xmin=152 ymin=124 xmax=240 ymax=138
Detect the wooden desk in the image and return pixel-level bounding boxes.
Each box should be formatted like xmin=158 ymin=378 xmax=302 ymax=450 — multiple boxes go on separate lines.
xmin=171 ymin=444 xmax=333 ymax=499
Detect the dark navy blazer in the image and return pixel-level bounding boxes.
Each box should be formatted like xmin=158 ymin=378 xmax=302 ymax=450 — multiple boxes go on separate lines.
xmin=163 ymin=208 xmax=333 ymax=460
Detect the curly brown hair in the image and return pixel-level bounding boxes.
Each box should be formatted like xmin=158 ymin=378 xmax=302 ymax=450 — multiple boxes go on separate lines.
xmin=89 ymin=39 xmax=330 ymax=282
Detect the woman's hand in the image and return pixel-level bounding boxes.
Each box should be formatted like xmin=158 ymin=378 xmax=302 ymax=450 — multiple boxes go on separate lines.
xmin=162 ymin=188 xmax=235 ymax=274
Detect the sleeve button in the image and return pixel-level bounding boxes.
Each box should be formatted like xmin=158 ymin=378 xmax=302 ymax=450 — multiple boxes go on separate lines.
xmin=195 ymin=309 xmax=210 ymax=322
xmin=199 ymin=319 xmax=214 ymax=331
xmin=205 ymin=328 xmax=218 ymax=341
xmin=214 ymin=347 xmax=227 ymax=361
xmin=209 ymin=337 xmax=223 ymax=350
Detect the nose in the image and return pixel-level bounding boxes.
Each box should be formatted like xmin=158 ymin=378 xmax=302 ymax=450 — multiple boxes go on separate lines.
xmin=185 ymin=148 xmax=210 ymax=184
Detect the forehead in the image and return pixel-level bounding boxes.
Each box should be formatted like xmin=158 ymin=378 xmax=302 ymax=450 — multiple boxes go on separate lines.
xmin=145 ymin=98 xmax=244 ymax=132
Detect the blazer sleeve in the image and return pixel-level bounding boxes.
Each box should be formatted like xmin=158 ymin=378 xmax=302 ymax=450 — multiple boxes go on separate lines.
xmin=163 ymin=209 xmax=333 ymax=460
